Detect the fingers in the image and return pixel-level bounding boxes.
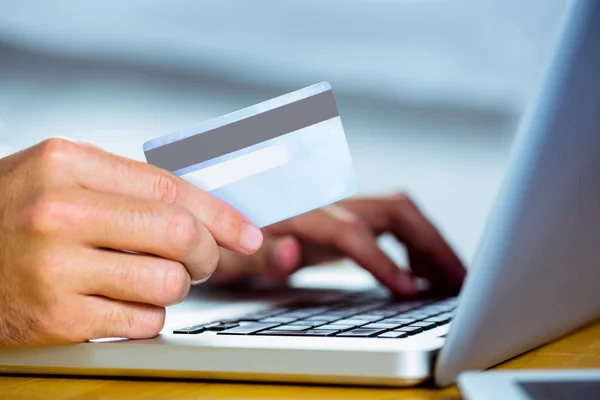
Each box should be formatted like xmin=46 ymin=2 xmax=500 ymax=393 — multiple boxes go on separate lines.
xmin=35 ymin=189 xmax=219 ymax=282
xmin=270 ymin=205 xmax=420 ymax=295
xmin=82 ymin=296 xmax=166 ymax=341
xmin=77 ymin=248 xmax=190 ymax=307
xmin=39 ymin=294 xmax=166 ymax=343
xmin=266 ymin=194 xmax=466 ymax=294
xmin=46 ymin=138 xmax=262 ymax=254
xmin=325 ymin=210 xmax=419 ymax=295
xmin=388 ymin=195 xmax=466 ymax=290
xmin=342 ymin=194 xmax=466 ymax=291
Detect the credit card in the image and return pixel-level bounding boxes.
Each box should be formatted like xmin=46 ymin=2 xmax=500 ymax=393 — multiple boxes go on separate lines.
xmin=143 ymin=82 xmax=357 ymax=227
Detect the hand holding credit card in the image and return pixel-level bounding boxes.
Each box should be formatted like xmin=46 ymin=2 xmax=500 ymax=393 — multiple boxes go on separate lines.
xmin=144 ymin=82 xmax=357 ymax=227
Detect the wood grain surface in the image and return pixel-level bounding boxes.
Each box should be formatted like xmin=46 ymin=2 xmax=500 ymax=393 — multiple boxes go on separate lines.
xmin=1 ymin=320 xmax=598 ymax=400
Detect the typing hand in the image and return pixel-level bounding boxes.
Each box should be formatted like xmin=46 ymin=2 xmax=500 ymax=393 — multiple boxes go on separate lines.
xmin=214 ymin=194 xmax=466 ymax=296
xmin=0 ymin=138 xmax=263 ymax=345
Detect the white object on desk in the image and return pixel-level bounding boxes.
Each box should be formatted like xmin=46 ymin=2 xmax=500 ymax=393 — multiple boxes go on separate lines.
xmin=458 ymin=370 xmax=600 ymax=400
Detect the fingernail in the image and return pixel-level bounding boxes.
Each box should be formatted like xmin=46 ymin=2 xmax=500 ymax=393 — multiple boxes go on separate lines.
xmin=240 ymin=223 xmax=263 ymax=253
xmin=395 ymin=273 xmax=418 ymax=295
xmin=191 ymin=275 xmax=212 ymax=286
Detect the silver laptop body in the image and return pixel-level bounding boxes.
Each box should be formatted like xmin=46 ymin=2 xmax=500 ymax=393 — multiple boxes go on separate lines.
xmin=0 ymin=0 xmax=598 ymax=387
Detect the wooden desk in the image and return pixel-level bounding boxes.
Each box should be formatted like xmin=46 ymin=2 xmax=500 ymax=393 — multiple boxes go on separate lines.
xmin=1 ymin=321 xmax=599 ymax=399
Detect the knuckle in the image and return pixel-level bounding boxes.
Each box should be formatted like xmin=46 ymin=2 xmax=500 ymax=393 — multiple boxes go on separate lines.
xmin=336 ymin=219 xmax=367 ymax=246
xmin=36 ymin=138 xmax=77 ymax=171
xmin=203 ymin=241 xmax=220 ymax=276
xmin=158 ymin=262 xmax=190 ymax=305
xmin=25 ymin=191 xmax=70 ymax=236
xmin=324 ymin=204 xmax=360 ymax=224
xmin=205 ymin=201 xmax=247 ymax=246
xmin=189 ymin=238 xmax=219 ymax=282
xmin=166 ymin=210 xmax=200 ymax=256
xmin=153 ymin=174 xmax=181 ymax=204
xmin=339 ymin=217 xmax=366 ymax=234
xmin=138 ymin=307 xmax=166 ymax=337
xmin=208 ymin=202 xmax=230 ymax=230
xmin=391 ymin=191 xmax=417 ymax=208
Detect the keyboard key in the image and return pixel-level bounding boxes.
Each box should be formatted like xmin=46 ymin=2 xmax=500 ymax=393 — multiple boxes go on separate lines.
xmin=336 ymin=328 xmax=387 ymax=337
xmin=399 ymin=313 xmax=430 ymax=320
xmin=334 ymin=306 xmax=378 ymax=314
xmin=260 ymin=317 xmax=298 ymax=324
xmin=366 ymin=310 xmax=398 ymax=317
xmin=426 ymin=303 xmax=450 ymax=311
xmin=317 ymin=324 xmax=354 ymax=331
xmin=330 ymin=319 xmax=369 ymax=327
xmin=237 ymin=314 xmax=270 ymax=321
xmin=421 ymin=306 xmax=447 ymax=314
xmin=381 ymin=304 xmax=417 ymax=313
xmin=381 ymin=318 xmax=417 ymax=326
xmin=256 ymin=329 xmax=339 ymax=336
xmin=271 ymin=325 xmax=311 ymax=331
xmin=405 ymin=309 xmax=433 ymax=316
xmin=291 ymin=320 xmax=326 ymax=327
xmin=306 ymin=320 xmax=330 ymax=327
xmin=239 ymin=308 xmax=292 ymax=321
xmin=329 ymin=306 xmax=359 ymax=313
xmin=377 ymin=331 xmax=409 ymax=338
xmin=322 ymin=311 xmax=357 ymax=318
xmin=423 ymin=315 xmax=452 ymax=325
xmin=384 ymin=301 xmax=427 ymax=312
xmin=305 ymin=315 xmax=341 ymax=322
xmin=173 ymin=325 xmax=206 ymax=334
xmin=275 ymin=313 xmax=310 ymax=319
xmin=242 ymin=309 xmax=287 ymax=320
xmin=351 ymin=314 xmax=384 ymax=322
xmin=410 ymin=321 xmax=437 ymax=330
xmin=268 ymin=307 xmax=291 ymax=313
xmin=302 ymin=307 xmax=331 ymax=313
xmin=405 ymin=301 xmax=431 ymax=308
xmin=217 ymin=323 xmax=279 ymax=335
xmin=362 ymin=323 xmax=401 ymax=330
xmin=230 ymin=317 xmax=261 ymax=322
xmin=204 ymin=322 xmax=239 ymax=331
xmin=394 ymin=326 xmax=424 ymax=335
xmin=277 ymin=311 xmax=318 ymax=319
xmin=281 ymin=306 xmax=328 ymax=314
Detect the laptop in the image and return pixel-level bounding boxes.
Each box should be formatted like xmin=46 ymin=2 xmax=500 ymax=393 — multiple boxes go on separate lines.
xmin=0 ymin=0 xmax=598 ymax=387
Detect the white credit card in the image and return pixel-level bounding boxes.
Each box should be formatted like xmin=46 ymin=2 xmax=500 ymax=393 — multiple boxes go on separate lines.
xmin=143 ymin=82 xmax=357 ymax=228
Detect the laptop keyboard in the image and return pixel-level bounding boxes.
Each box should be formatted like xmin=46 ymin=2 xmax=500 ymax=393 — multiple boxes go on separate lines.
xmin=173 ymin=294 xmax=456 ymax=339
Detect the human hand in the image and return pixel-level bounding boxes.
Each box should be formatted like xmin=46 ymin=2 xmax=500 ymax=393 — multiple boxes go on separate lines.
xmin=0 ymin=138 xmax=263 ymax=345
xmin=214 ymin=194 xmax=465 ymax=296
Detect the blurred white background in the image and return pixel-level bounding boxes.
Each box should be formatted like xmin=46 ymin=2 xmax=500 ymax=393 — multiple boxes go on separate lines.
xmin=0 ymin=0 xmax=569 ymax=284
